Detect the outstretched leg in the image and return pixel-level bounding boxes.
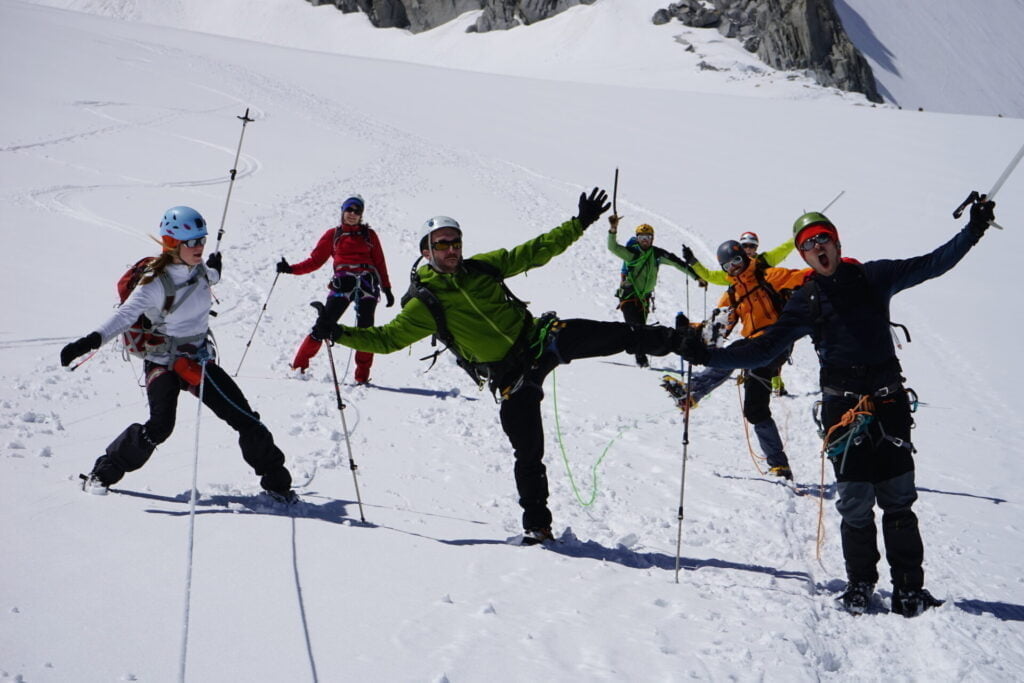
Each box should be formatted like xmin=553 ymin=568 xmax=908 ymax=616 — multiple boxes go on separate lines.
xmin=92 ymin=365 xmax=181 ymax=486
xmin=201 ymin=362 xmax=292 ymax=494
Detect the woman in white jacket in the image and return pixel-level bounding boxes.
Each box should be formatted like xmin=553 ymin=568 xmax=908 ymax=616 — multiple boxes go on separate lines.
xmin=60 ymin=206 xmax=295 ymax=501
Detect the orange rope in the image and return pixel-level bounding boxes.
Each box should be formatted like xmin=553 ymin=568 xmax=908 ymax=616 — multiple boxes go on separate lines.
xmin=814 ymin=395 xmax=874 ymax=561
xmin=736 ymin=379 xmax=769 ymax=474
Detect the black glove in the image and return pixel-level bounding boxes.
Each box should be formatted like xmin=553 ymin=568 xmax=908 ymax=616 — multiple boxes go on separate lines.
xmin=384 ymin=287 xmax=395 ymax=308
xmin=60 ymin=332 xmax=101 ymax=367
xmin=576 ymin=187 xmax=610 ymax=229
xmin=697 ymin=278 xmax=708 ymax=289
xmin=678 ymin=327 xmax=711 ymax=365
xmin=205 ymin=251 xmax=222 ymax=274
xmin=309 ymin=302 xmax=341 ymax=342
xmin=681 ymin=245 xmax=697 ymax=266
xmin=276 ymin=257 xmax=292 ymax=274
xmin=968 ymin=199 xmax=996 ymax=237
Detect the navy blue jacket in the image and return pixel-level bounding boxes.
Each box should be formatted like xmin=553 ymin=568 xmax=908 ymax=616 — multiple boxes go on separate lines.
xmin=706 ymin=224 xmax=983 ymax=392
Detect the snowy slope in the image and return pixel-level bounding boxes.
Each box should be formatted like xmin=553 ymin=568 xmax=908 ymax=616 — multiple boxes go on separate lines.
xmin=2 ymin=1 xmax=1024 ymax=681
xmin=838 ymin=0 xmax=1024 ymax=118
xmin=26 ymin=0 xmax=1024 ymax=118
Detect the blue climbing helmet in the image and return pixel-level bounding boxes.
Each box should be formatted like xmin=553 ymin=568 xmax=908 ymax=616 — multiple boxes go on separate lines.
xmin=159 ymin=206 xmax=207 ymax=242
xmin=341 ymin=194 xmax=365 ymax=214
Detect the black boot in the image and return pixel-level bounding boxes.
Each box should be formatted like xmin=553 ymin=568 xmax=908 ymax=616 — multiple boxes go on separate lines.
xmin=837 ymin=581 xmax=875 ymax=614
xmin=891 ymin=587 xmax=943 ymax=617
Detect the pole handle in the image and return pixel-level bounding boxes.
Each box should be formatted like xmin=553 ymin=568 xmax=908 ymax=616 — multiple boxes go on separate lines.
xmin=612 ymin=167 xmax=619 ymax=218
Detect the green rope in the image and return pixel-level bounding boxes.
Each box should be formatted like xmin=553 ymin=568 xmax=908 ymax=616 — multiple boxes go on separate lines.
xmin=550 ymin=369 xmax=682 ymax=506
xmin=550 ymin=368 xmax=622 ymax=506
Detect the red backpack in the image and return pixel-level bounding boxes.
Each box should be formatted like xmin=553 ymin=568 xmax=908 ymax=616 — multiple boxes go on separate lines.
xmin=117 ymin=257 xmax=175 ymax=357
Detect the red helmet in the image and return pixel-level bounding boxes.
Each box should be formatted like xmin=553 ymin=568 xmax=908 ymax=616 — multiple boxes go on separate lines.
xmin=738 ymin=231 xmax=759 ymax=247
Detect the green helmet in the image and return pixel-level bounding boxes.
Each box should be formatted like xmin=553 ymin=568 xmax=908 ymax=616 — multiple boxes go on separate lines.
xmin=792 ymin=212 xmax=836 ymax=245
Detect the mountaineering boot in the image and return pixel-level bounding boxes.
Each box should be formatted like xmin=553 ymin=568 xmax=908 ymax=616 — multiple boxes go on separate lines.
xmin=891 ymin=587 xmax=943 ymax=618
xmin=265 ymin=489 xmax=299 ymax=506
xmin=837 ymin=581 xmax=874 ymax=614
xmin=660 ymin=375 xmax=697 ymax=411
xmin=79 ymin=472 xmax=110 ymax=496
xmin=769 ymin=465 xmax=794 ymax=481
xmin=524 ymin=526 xmax=555 ymax=545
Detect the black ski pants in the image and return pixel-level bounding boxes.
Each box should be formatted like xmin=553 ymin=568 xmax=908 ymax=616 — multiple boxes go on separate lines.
xmin=742 ymin=349 xmax=791 ymax=469
xmin=93 ymin=361 xmax=292 ymax=493
xmin=824 ymin=388 xmax=923 ymax=590
xmin=499 ymin=318 xmax=675 ymax=531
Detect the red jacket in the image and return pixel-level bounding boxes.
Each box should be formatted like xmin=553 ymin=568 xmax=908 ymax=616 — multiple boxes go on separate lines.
xmin=291 ymin=224 xmax=392 ymax=289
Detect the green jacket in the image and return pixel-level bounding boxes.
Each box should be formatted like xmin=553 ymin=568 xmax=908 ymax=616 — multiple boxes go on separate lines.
xmin=607 ymin=233 xmax=699 ymax=299
xmin=335 ymin=218 xmax=585 ymax=363
xmin=691 ymin=239 xmax=796 ymax=286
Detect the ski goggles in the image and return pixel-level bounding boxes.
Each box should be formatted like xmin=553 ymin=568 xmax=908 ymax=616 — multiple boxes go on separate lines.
xmin=720 ymin=254 xmax=744 ymax=271
xmin=342 ymin=206 xmax=363 ymax=214
xmin=431 ymin=239 xmax=462 ymax=252
xmin=798 ymin=232 xmax=833 ymax=252
xmin=181 ymin=236 xmax=207 ymax=248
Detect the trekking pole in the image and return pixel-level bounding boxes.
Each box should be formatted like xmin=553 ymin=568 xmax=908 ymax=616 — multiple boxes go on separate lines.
xmin=952 ymin=139 xmax=1024 ymax=230
xmin=178 ymin=358 xmax=209 ymax=683
xmin=670 ymin=311 xmax=694 ymax=582
xmin=233 ymin=272 xmax=280 ymax=376
xmin=324 ymin=339 xmax=366 ymax=522
xmin=214 ymin=108 xmax=255 ymax=251
xmin=673 ymin=356 xmax=694 ymax=584
xmin=821 ymin=190 xmax=845 ymax=213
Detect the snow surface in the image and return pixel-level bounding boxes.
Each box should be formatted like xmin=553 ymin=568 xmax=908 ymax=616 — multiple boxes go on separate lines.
xmin=2 ymin=0 xmax=1024 ymax=680
xmin=837 ymin=0 xmax=1024 ymax=118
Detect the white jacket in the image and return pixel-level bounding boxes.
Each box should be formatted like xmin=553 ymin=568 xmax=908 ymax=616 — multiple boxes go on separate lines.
xmin=95 ymin=262 xmax=220 ymax=364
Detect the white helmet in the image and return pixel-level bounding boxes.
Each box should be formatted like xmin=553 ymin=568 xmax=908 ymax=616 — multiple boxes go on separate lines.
xmin=420 ymin=215 xmax=461 ymax=250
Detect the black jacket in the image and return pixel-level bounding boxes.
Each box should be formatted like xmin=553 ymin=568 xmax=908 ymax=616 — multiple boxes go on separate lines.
xmin=706 ymin=224 xmax=983 ymax=393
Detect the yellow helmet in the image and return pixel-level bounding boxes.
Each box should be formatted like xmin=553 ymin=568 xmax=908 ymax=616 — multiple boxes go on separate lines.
xmin=635 ymin=224 xmax=655 ymax=236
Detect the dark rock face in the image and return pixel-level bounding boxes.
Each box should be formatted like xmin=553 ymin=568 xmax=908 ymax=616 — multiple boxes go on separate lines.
xmin=306 ymin=0 xmax=595 ymax=34
xmin=654 ymin=0 xmax=881 ymax=103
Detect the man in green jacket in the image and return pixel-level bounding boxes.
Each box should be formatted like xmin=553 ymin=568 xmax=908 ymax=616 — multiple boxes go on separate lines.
xmin=607 ymin=217 xmax=704 ymax=367
xmin=314 ymin=188 xmax=684 ymax=542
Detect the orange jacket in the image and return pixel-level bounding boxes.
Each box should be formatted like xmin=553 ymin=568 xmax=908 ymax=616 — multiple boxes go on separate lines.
xmin=717 ymin=260 xmax=812 ymax=338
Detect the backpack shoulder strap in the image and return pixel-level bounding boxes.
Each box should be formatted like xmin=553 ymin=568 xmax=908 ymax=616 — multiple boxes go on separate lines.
xmin=753 ymin=260 xmax=787 ymax=315
xmin=162 ymin=265 xmax=209 ymax=316
xmin=464 ymin=259 xmax=528 ymax=310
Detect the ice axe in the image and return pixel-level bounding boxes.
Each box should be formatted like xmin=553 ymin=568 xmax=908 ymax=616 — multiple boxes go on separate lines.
xmin=952 ymin=139 xmax=1024 ymax=229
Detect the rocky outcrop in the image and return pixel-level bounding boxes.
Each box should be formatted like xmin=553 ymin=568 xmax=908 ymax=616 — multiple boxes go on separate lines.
xmin=306 ymin=0 xmax=595 ymax=34
xmin=654 ymin=0 xmax=881 ymax=103
xmin=472 ymin=0 xmax=595 ymax=32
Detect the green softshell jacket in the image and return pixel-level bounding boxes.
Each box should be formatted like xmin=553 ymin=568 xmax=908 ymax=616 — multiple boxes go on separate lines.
xmin=606 ymin=233 xmax=699 ymax=299
xmin=334 ymin=218 xmax=585 ymax=364
xmin=692 ymin=239 xmax=796 ymax=286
